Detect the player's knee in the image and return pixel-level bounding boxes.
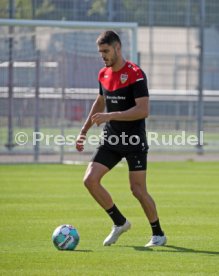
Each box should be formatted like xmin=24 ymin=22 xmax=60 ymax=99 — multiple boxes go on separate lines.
xmin=130 ymin=184 xmax=142 ymax=199
xmin=83 ymin=174 xmax=92 ymax=188
xmin=130 ymin=181 xmax=148 ymax=200
xmin=83 ymin=174 xmax=98 ymax=190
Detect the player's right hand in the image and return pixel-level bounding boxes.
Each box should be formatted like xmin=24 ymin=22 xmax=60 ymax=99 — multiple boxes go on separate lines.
xmin=75 ymin=133 xmax=86 ymax=152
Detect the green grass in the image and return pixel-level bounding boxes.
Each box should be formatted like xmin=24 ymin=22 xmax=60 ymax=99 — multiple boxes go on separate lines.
xmin=0 ymin=162 xmax=219 ymax=275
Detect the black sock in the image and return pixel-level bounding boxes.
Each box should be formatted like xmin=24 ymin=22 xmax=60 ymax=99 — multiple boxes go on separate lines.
xmin=150 ymin=219 xmax=164 ymax=236
xmin=106 ymin=204 xmax=126 ymax=226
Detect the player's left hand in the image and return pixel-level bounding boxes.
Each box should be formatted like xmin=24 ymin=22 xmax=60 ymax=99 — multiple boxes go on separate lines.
xmin=91 ymin=113 xmax=111 ymax=126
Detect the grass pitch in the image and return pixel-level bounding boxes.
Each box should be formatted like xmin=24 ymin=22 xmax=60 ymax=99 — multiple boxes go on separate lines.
xmin=0 ymin=162 xmax=219 ymax=275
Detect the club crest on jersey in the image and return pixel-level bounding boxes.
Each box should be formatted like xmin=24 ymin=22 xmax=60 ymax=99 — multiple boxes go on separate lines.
xmin=120 ymin=73 xmax=128 ymax=84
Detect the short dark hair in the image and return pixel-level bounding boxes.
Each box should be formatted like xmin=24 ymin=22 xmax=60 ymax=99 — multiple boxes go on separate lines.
xmin=96 ymin=30 xmax=121 ymax=46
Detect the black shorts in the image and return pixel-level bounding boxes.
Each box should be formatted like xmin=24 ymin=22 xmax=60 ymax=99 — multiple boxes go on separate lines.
xmin=91 ymin=146 xmax=147 ymax=171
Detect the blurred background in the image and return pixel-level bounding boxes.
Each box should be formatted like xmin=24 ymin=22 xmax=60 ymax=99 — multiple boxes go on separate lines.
xmin=0 ymin=0 xmax=218 ymax=163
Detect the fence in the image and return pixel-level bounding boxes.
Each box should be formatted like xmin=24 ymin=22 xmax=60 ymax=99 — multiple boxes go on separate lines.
xmin=0 ymin=85 xmax=219 ymax=163
xmin=1 ymin=1 xmax=219 ymax=91
xmin=0 ymin=0 xmax=219 ymax=163
xmin=1 ymin=1 xmax=219 ymax=27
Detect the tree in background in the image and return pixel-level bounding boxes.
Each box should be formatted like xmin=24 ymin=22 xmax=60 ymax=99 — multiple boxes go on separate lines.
xmin=0 ymin=0 xmax=218 ymax=27
xmin=0 ymin=0 xmax=54 ymax=19
xmin=87 ymin=0 xmax=219 ymax=26
xmin=88 ymin=0 xmax=106 ymax=17
xmin=31 ymin=0 xmax=55 ymax=19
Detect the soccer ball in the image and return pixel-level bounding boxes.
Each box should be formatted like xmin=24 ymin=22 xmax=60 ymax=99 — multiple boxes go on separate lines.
xmin=52 ymin=224 xmax=80 ymax=250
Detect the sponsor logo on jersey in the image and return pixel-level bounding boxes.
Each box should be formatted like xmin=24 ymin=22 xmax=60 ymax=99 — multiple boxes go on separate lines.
xmin=120 ymin=73 xmax=128 ymax=84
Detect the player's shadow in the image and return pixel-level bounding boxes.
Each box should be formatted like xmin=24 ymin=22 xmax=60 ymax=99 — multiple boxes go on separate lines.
xmin=75 ymin=249 xmax=93 ymax=252
xmin=119 ymin=245 xmax=219 ymax=256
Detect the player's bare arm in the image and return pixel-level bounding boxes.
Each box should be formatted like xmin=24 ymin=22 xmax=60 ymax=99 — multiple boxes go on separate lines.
xmin=81 ymin=94 xmax=105 ymax=133
xmin=76 ymin=95 xmax=105 ymax=151
xmin=92 ymin=96 xmax=149 ymax=126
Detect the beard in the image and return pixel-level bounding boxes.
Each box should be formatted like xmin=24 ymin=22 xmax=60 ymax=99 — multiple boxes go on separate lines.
xmin=105 ymin=61 xmax=113 ymax=67
xmin=104 ymin=49 xmax=118 ymax=67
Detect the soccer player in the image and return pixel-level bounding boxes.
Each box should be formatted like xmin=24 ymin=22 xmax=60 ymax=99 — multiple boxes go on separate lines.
xmin=76 ymin=30 xmax=166 ymax=247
